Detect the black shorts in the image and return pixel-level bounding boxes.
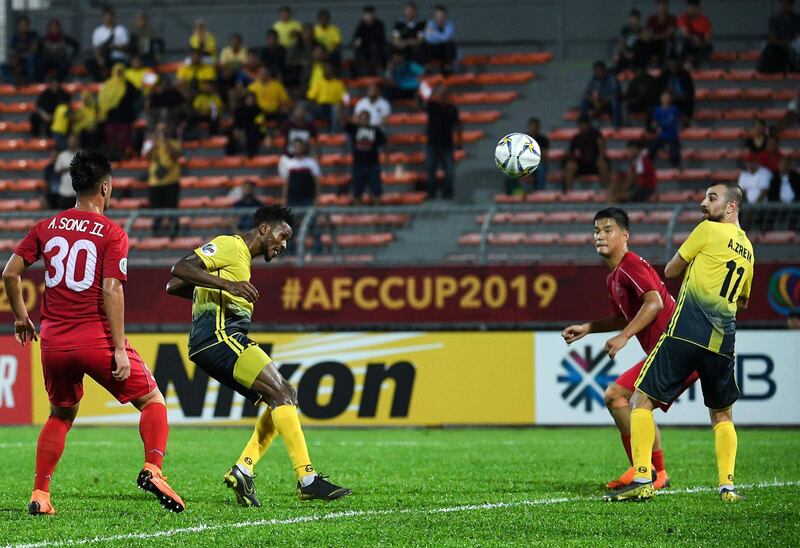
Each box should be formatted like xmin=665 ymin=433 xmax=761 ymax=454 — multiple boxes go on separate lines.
xmin=189 ymin=333 xmax=269 ymax=405
xmin=636 ymin=335 xmax=740 ymax=410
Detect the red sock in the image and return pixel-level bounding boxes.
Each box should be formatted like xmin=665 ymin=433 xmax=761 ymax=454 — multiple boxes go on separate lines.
xmin=652 ymin=449 xmax=665 ymax=472
xmin=621 ymin=433 xmax=633 ymax=465
xmin=139 ymin=402 xmax=168 ymax=469
xmin=34 ymin=416 xmax=72 ymax=492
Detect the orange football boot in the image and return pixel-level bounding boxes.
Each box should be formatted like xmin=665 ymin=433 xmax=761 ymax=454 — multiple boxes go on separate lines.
xmin=606 ymin=466 xmax=635 ymax=489
xmin=137 ymin=463 xmax=185 ymax=513
xmin=653 ymin=470 xmax=671 ymax=490
xmin=28 ymin=489 xmax=56 ymax=515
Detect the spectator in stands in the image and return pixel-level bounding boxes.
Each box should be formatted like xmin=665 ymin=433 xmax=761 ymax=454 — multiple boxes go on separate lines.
xmin=352 ymin=6 xmax=387 ymax=77
xmin=649 ymin=90 xmax=682 ymax=167
xmin=579 ymin=61 xmax=622 ymax=128
xmin=99 ymin=63 xmax=141 ymax=160
xmin=563 ymin=115 xmax=611 ymax=192
xmin=759 ymin=32 xmax=795 ymax=73
xmin=355 ymin=83 xmax=392 ymax=126
xmin=656 ymin=56 xmax=694 ymax=118
xmin=1 ymin=15 xmax=39 ymax=84
xmin=285 ymin=24 xmax=319 ymax=89
xmin=744 ymin=118 xmax=769 ymax=154
xmin=72 ymin=90 xmax=100 ymax=148
xmin=277 ymin=104 xmax=319 ymax=155
xmin=51 ymin=101 xmax=71 ymax=151
xmin=768 ymin=0 xmax=800 ymax=59
xmin=177 ymin=49 xmax=218 ymax=91
xmin=386 ymin=51 xmax=425 ymax=100
xmin=738 ymin=152 xmax=772 ymax=204
xmin=644 ymin=0 xmax=677 ymax=66
xmin=31 ymin=77 xmax=69 ymax=137
xmin=307 ymin=63 xmax=349 ymax=132
xmin=676 ymin=0 xmax=713 ymax=68
xmin=86 ymin=6 xmax=130 ymax=82
xmin=611 ymin=139 xmax=657 ymax=202
xmin=614 ymin=9 xmax=646 ymax=72
xmin=260 ymin=30 xmax=287 ymax=80
xmin=248 ymin=66 xmax=291 ymax=121
xmin=188 ymin=80 xmax=222 ymax=137
xmin=226 ymin=92 xmax=263 ymax=158
xmin=526 ymin=117 xmax=549 ymax=190
xmin=232 ymin=180 xmax=264 ymax=230
xmin=38 ymin=19 xmax=79 ymax=82
xmin=424 ymin=5 xmax=457 ymax=74
xmin=146 ymin=76 xmax=188 ymax=130
xmin=769 ymin=156 xmax=800 ymax=203
xmin=130 ymin=13 xmax=164 ymax=67
xmin=273 ymin=6 xmax=303 ymax=50
xmin=124 ymin=54 xmax=157 ymax=96
xmin=425 ymin=84 xmax=462 ymax=199
xmin=145 ymin=122 xmax=182 ymax=236
xmin=189 ymin=19 xmax=217 ymax=63
xmin=219 ymin=33 xmax=249 ymax=100
xmin=625 ymin=65 xmax=658 ymax=118
xmin=279 ymin=139 xmax=322 ymax=206
xmin=779 ymin=88 xmax=800 ymax=130
xmin=54 ymin=135 xmax=79 ymax=209
xmin=346 ymin=110 xmax=387 ymax=203
xmin=315 ymin=9 xmax=342 ymax=67
xmin=758 ymin=136 xmax=782 ymax=173
xmin=393 ymin=1 xmax=425 ymax=62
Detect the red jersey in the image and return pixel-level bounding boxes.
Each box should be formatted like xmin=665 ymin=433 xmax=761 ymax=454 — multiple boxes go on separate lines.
xmin=630 ymin=150 xmax=657 ymax=191
xmin=14 ymin=208 xmax=129 ymax=350
xmin=606 ymin=251 xmax=675 ymax=354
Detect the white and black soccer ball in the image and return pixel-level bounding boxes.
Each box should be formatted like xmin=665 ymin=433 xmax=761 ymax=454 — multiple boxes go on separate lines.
xmin=494 ymin=132 xmax=541 ymax=178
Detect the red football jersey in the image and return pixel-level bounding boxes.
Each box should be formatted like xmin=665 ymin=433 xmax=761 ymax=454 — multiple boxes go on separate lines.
xmin=14 ymin=209 xmax=128 ymax=350
xmin=606 ymin=251 xmax=675 ymax=354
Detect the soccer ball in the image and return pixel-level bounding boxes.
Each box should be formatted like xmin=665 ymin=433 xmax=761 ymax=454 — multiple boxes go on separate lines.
xmin=494 ymin=133 xmax=541 ymax=178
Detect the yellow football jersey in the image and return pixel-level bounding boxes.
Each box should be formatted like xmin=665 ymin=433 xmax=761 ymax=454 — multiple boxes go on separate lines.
xmin=189 ymin=235 xmax=254 ymax=351
xmin=668 ymin=220 xmax=754 ymax=355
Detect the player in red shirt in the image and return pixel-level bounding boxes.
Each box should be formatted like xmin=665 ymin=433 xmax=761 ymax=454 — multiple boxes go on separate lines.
xmin=561 ymin=207 xmax=698 ymax=491
xmin=1 ymin=150 xmax=184 ymax=515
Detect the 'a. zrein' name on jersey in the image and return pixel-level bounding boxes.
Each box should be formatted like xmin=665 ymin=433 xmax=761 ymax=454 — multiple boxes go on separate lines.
xmin=14 ymin=209 xmax=129 ymax=350
xmin=667 ymin=220 xmax=754 ymax=355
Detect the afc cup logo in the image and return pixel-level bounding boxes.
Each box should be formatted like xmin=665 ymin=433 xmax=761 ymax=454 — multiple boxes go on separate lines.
xmin=768 ymin=267 xmax=800 ymax=316
xmin=557 ymin=345 xmax=618 ymax=412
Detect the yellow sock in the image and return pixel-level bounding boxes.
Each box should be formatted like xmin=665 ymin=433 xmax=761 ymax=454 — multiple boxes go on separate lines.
xmin=631 ymin=408 xmax=656 ymax=482
xmin=236 ymin=407 xmax=278 ymax=474
xmin=714 ymin=421 xmax=737 ymax=487
xmin=271 ymin=405 xmax=315 ymax=479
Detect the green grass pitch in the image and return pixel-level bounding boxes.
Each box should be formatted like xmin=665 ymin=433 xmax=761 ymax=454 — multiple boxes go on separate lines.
xmin=1 ymin=426 xmax=798 ymax=546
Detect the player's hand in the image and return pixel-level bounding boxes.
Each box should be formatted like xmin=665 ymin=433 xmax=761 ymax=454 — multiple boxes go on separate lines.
xmin=13 ymin=317 xmax=38 ymax=346
xmin=604 ymin=334 xmax=629 ymax=359
xmin=112 ymin=347 xmax=131 ymax=381
xmin=225 ymin=280 xmax=260 ymax=303
xmin=561 ymin=323 xmax=589 ymax=344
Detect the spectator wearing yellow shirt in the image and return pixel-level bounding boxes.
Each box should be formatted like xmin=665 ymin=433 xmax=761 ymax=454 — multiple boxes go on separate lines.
xmin=247 ymin=66 xmax=291 ymax=120
xmin=273 ymin=6 xmax=302 ymax=49
xmin=177 ymin=49 xmax=217 ymax=91
xmin=219 ymin=33 xmax=249 ymax=99
xmin=50 ymin=103 xmax=71 ymax=151
xmin=144 ymin=122 xmax=182 ymax=237
xmin=189 ymin=19 xmax=216 ymax=62
xmin=72 ymin=90 xmax=100 ymax=148
xmin=314 ymin=9 xmax=342 ymax=65
xmin=125 ymin=54 xmax=158 ymax=94
xmin=307 ymin=62 xmax=349 ymax=132
xmin=190 ymin=81 xmax=223 ymax=136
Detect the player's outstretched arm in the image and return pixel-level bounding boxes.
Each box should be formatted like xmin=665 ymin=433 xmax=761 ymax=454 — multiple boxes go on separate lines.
xmin=562 ymin=315 xmax=627 ymax=344
xmin=165 ymin=276 xmax=195 ymax=300
xmin=2 ymin=254 xmax=38 ymax=346
xmin=171 ymin=252 xmax=259 ymax=303
xmin=664 ymin=252 xmax=689 ymax=279
xmin=102 ymin=277 xmax=131 ymax=381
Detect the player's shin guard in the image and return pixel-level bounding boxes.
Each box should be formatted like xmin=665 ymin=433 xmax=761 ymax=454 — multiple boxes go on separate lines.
xmin=34 ymin=416 xmax=72 ymax=492
xmin=237 ymin=406 xmax=278 ymax=473
xmin=272 ymin=405 xmax=315 ymax=479
xmin=714 ymin=421 xmax=737 ymax=487
xmin=630 ymin=408 xmax=655 ymax=482
xmin=139 ymin=402 xmax=168 ymax=469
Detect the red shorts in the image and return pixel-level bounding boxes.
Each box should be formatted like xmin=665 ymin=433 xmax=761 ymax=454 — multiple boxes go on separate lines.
xmin=615 ymin=359 xmax=699 ymax=412
xmin=41 ymin=344 xmax=156 ymax=407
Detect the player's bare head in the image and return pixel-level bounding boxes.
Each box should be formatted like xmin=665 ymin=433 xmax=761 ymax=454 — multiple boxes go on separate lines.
xmin=593 ymin=207 xmax=629 ymax=259
xmin=252 ymin=204 xmax=295 ymax=262
xmin=702 ymin=183 xmax=741 ymax=222
xmin=70 ymin=149 xmax=112 ymax=209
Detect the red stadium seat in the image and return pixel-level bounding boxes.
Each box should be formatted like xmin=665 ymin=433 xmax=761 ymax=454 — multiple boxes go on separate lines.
xmin=629 ymin=233 xmax=664 ymax=246
xmin=711 ymin=50 xmax=738 ymax=62
xmin=488 ymin=232 xmax=527 ymax=245
xmin=542 ymin=211 xmax=577 ymax=223
xmin=167 ymin=236 xmax=204 ymax=251
xmin=494 ymin=194 xmax=524 ymax=204
xmin=710 ymin=128 xmax=745 ymax=140
xmin=458 ymin=233 xmax=481 ymax=246
xmin=560 ymin=233 xmax=593 ymax=246
xmin=659 ymin=190 xmax=695 ymax=203
xmin=758 ymin=231 xmax=797 ymax=245
xmin=133 ymin=237 xmax=172 ymax=251
xmin=525 ymin=191 xmax=561 ymax=203
xmin=526 ymin=232 xmax=561 ymax=245
xmin=742 ymin=89 xmax=772 ymax=101
xmin=508 ymin=212 xmax=546 ymax=224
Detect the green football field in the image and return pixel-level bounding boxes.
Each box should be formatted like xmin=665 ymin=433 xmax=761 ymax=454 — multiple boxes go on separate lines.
xmin=1 ymin=426 xmax=798 ymax=547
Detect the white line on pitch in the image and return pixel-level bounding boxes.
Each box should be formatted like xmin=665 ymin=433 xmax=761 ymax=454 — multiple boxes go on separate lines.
xmin=0 ymin=441 xmax=114 ymax=449
xmin=7 ymin=480 xmax=798 ymax=548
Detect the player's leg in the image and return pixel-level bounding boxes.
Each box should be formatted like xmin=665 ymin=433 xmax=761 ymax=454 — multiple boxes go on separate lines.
xmin=224 ymin=405 xmax=278 ymax=507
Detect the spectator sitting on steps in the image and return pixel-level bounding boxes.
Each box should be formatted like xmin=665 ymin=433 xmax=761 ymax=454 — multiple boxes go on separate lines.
xmin=579 ymin=61 xmax=621 ymax=128
xmin=563 ymin=115 xmax=611 ymax=192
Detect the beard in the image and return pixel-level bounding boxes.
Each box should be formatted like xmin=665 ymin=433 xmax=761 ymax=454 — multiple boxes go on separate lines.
xmin=705 ymin=210 xmax=725 ymax=222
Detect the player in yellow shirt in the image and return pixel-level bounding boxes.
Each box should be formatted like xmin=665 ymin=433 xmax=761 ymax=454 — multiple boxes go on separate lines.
xmin=605 ymin=182 xmax=754 ymax=503
xmin=166 ymin=205 xmax=351 ymax=506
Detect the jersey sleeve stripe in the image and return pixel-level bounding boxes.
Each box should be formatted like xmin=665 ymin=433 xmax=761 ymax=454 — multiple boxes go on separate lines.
xmin=618 ymin=267 xmax=646 ymax=294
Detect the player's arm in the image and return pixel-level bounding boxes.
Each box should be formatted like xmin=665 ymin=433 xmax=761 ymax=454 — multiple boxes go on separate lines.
xmin=165 ymin=276 xmax=195 ymax=300
xmin=170 ymin=252 xmax=259 ymax=303
xmin=664 ymin=251 xmax=689 ymax=279
xmin=562 ymin=315 xmax=628 ymax=344
xmin=1 ymin=254 xmax=38 ymax=346
xmin=604 ymin=290 xmax=663 ymax=358
xmin=102 ymin=277 xmax=130 ymax=381
xmin=736 ymin=296 xmax=748 ymax=311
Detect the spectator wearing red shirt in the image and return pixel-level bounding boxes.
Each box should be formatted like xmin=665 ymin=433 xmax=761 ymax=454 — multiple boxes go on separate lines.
xmin=644 ymin=0 xmax=677 ymax=66
xmin=677 ymin=0 xmax=713 ymax=68
xmin=610 ymin=140 xmax=657 ymax=202
xmin=756 ymin=136 xmax=782 ymax=173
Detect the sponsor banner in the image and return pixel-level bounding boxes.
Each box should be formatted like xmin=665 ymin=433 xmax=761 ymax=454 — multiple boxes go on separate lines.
xmin=0 ymin=336 xmax=32 ymax=425
xmin=535 ymin=330 xmax=800 ymax=425
xmin=32 ymin=332 xmax=535 ymax=426
xmin=3 ymin=264 xmax=795 ymax=326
